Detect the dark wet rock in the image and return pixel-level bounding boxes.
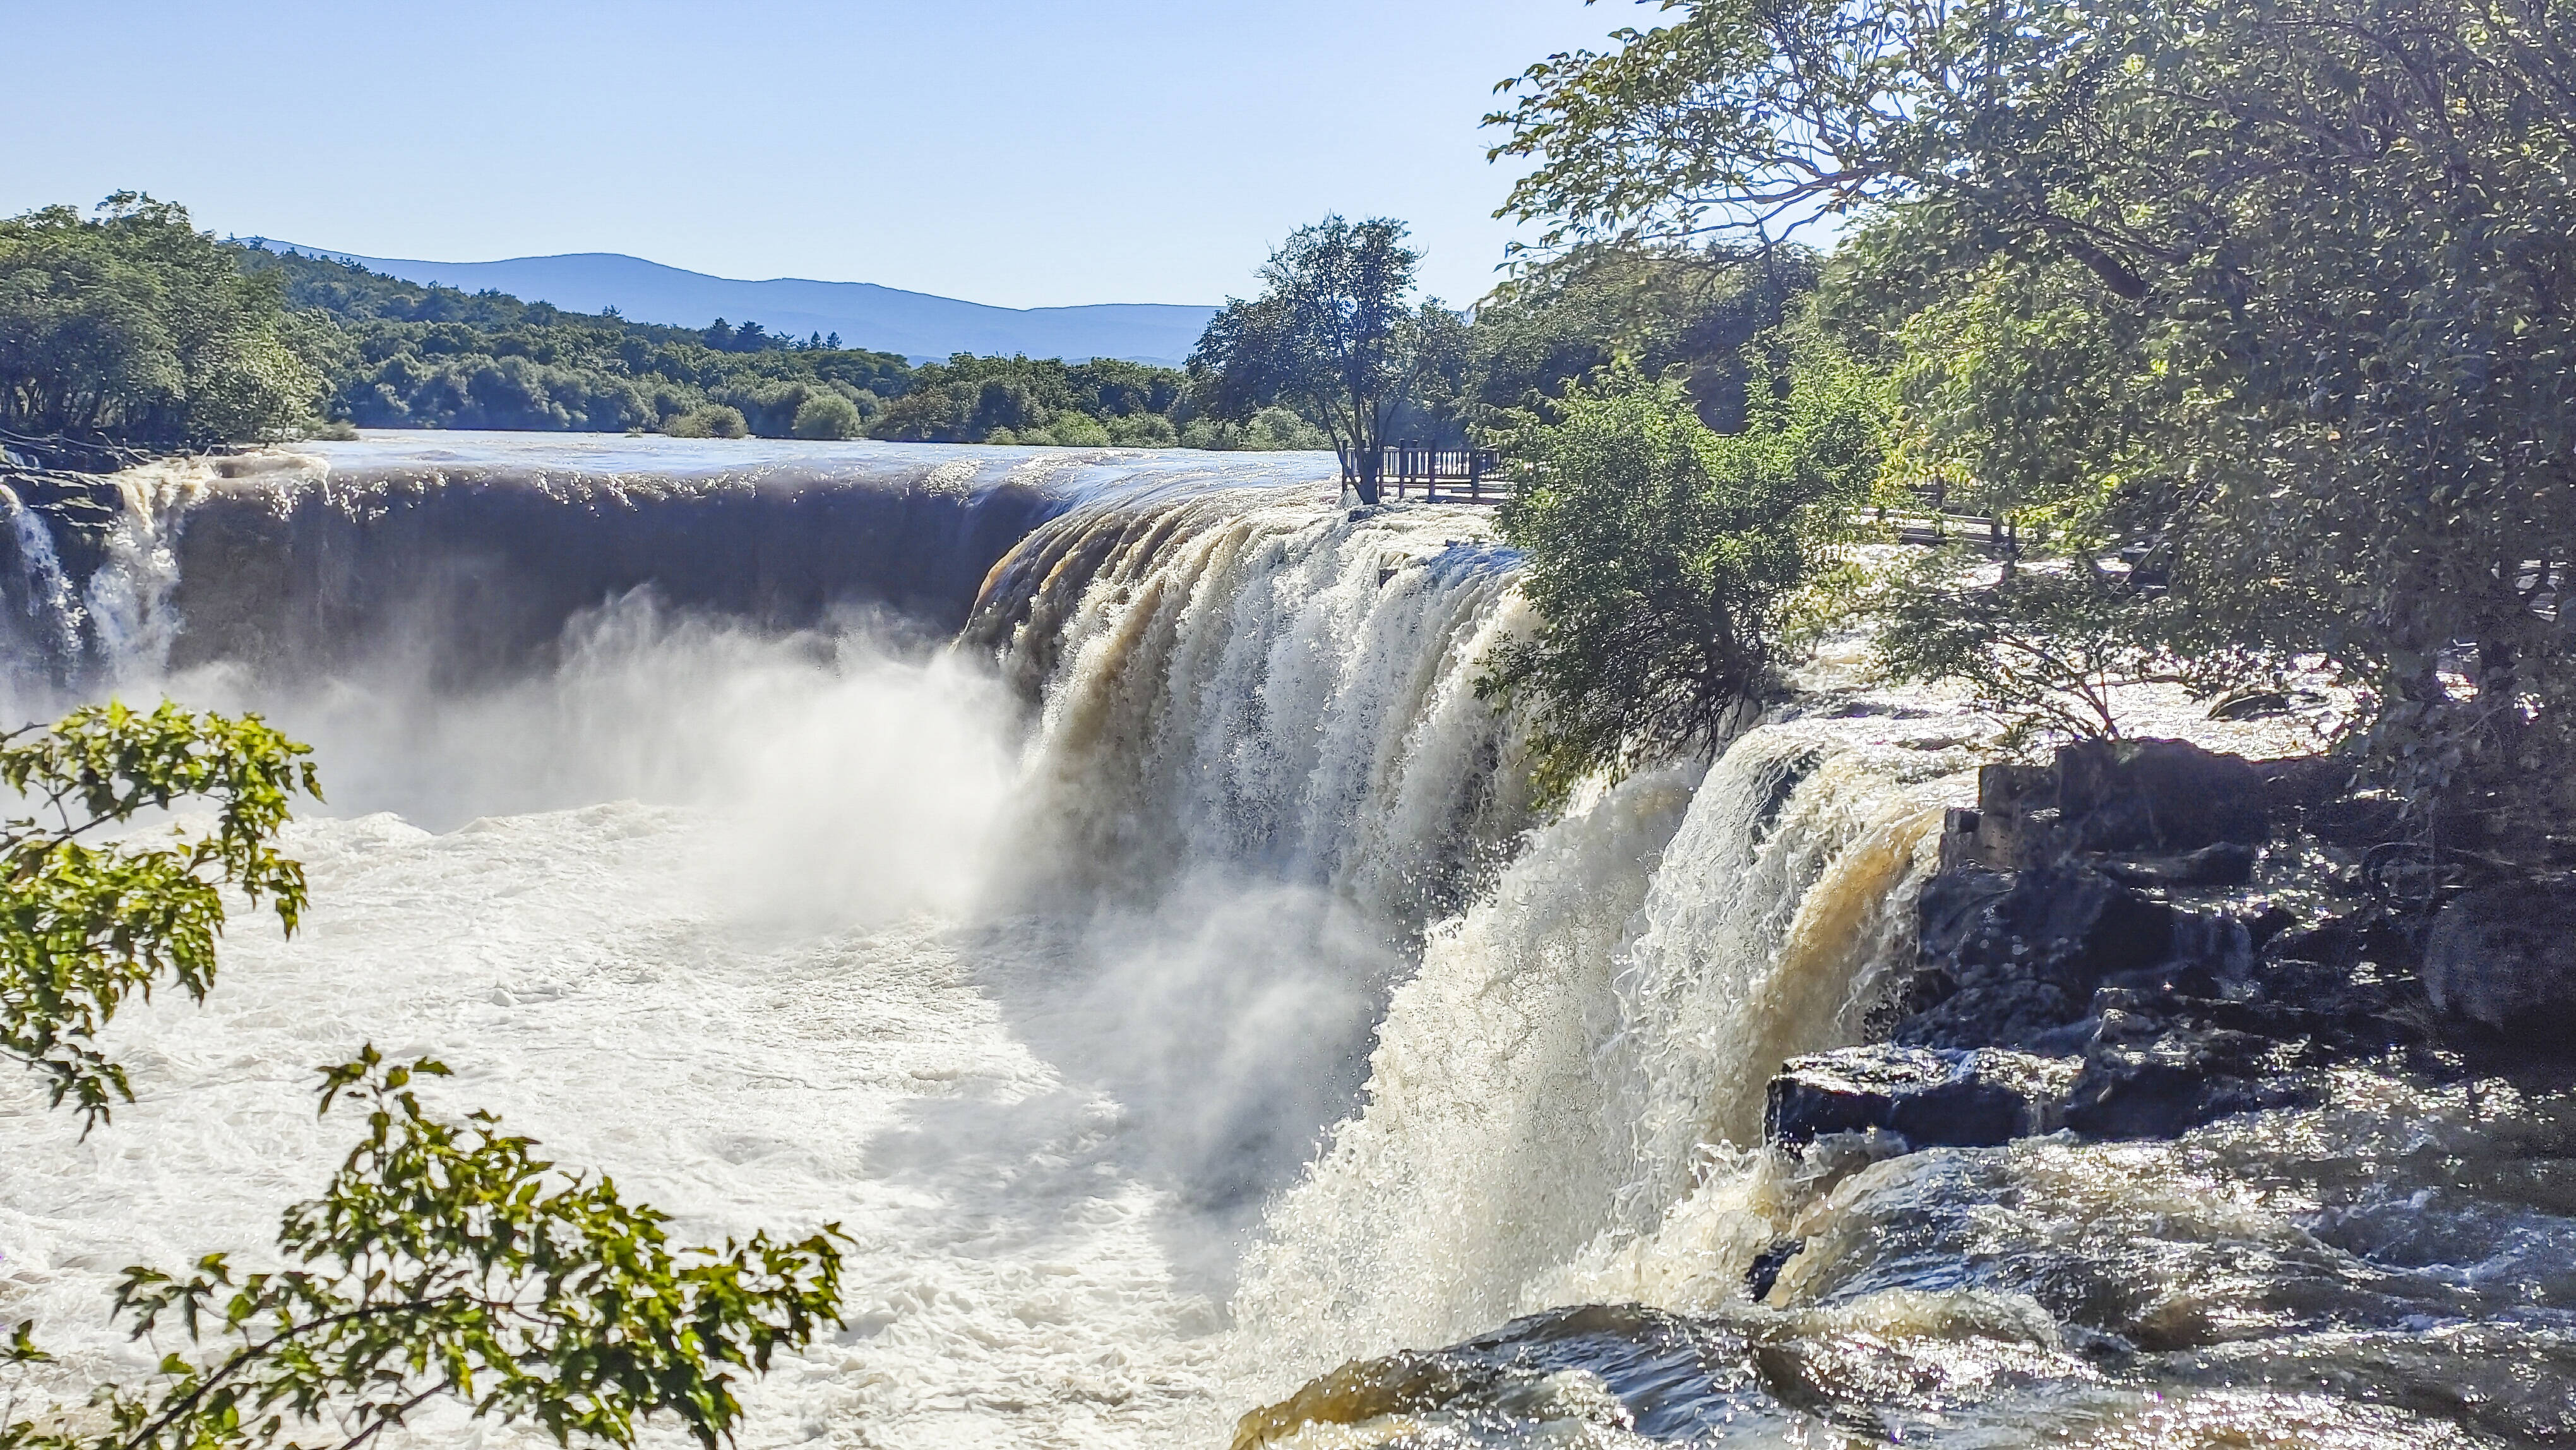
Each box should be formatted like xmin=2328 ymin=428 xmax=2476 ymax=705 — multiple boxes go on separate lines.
xmin=1897 ymin=865 xmax=2228 ymax=1050
xmin=1890 ymin=858 xmax=2437 ymax=1141
xmin=1744 ymin=1239 xmax=1804 ymax=1302
xmin=2061 ymin=1006 xmax=2301 ymax=1139
xmin=2423 ymin=880 xmax=2576 ymax=1032
xmin=2054 ymin=738 xmax=2269 ymax=854
xmin=1944 ymin=763 xmax=2060 ymax=870
xmin=2243 ymin=902 xmax=2303 ymax=954
xmin=2058 ymin=980 xmax=2431 ymax=1139
xmin=1767 ymin=1045 xmax=2078 ymax=1149
xmin=1232 ymin=1304 xmax=1762 ymax=1448
xmin=1940 ymin=740 xmax=2293 ymax=873
xmin=2097 ymin=841 xmax=2258 ymax=890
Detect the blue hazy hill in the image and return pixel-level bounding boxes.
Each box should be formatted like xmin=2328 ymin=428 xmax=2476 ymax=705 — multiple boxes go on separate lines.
xmin=246 ymin=242 xmax=1217 ymax=364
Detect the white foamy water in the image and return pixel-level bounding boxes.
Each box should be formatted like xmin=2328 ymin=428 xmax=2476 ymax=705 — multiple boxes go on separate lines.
xmin=3 ymin=440 xmax=2562 ymax=1450
xmin=0 ymin=464 xmax=1540 ymax=1449
xmin=1229 ymin=722 xmax=1978 ymax=1389
xmin=0 ymin=601 xmax=1275 ymax=1447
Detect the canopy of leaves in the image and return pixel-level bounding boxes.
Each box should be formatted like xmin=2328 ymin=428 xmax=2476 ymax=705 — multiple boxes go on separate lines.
xmin=1494 ymin=0 xmax=2576 ymax=841
xmin=1464 ymin=241 xmax=1819 ymax=435
xmin=0 ymin=198 xmax=322 ymax=447
xmin=1481 ymin=350 xmax=1886 ymax=805
xmin=244 ymin=246 xmax=910 ymax=438
xmin=1188 ymin=217 xmax=1469 ymax=494
xmin=870 ymin=354 xmax=1197 ymax=446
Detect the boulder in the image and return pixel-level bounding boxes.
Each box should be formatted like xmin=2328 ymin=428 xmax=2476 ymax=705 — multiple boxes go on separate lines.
xmin=1765 ymin=1045 xmax=2079 ymax=1149
xmin=2060 ymin=1012 xmax=2292 ymax=1139
xmin=2097 ymin=841 xmax=2259 ymax=890
xmin=2424 ymin=881 xmax=2576 ymax=1033
xmin=1898 ymin=865 xmax=2205 ymax=1049
xmin=2054 ymin=738 xmax=2269 ymax=854
xmin=2057 ymin=982 xmax=2426 ymax=1139
xmin=1941 ymin=740 xmax=2277 ymax=869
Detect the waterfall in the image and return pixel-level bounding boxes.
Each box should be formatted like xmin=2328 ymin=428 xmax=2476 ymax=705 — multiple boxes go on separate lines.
xmin=982 ymin=491 xmax=1536 ymax=929
xmin=1225 ymin=721 xmax=1974 ymax=1389
xmin=0 ymin=438 xmax=1294 ymax=695
xmin=0 ymin=484 xmax=88 ymax=681
xmin=0 ymin=469 xmax=184 ymax=700
xmin=967 ymin=481 xmax=1993 ymax=1399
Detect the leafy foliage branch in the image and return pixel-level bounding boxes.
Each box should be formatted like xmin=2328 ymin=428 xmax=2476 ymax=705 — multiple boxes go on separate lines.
xmin=1481 ymin=345 xmax=1886 ymax=806
xmin=3 ymin=1048 xmax=844 ymax=1450
xmin=0 ymin=701 xmax=317 ymax=1122
xmin=0 ymin=703 xmax=847 ymax=1450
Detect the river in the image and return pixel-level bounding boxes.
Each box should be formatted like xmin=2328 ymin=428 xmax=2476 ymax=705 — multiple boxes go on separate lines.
xmin=0 ymin=434 xmax=2565 ymax=1448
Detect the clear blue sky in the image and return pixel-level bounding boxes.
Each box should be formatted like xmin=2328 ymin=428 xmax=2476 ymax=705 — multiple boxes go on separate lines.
xmin=4 ymin=0 xmax=1638 ymax=309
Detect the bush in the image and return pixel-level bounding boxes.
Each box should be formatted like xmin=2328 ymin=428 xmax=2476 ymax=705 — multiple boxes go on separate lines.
xmin=790 ymin=390 xmax=863 ymax=440
xmin=1242 ymin=405 xmax=1330 ymax=450
xmin=661 ymin=404 xmax=748 ymax=439
xmin=1106 ymin=412 xmax=1178 ymax=447
xmin=1481 ymin=355 xmax=1884 ymax=805
xmin=1039 ymin=411 xmax=1111 ymax=447
xmin=1872 ymin=554 xmax=2203 ymax=749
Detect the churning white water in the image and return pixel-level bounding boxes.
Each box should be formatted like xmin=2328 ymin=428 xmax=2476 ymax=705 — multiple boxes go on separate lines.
xmin=2 ymin=438 xmax=2566 ymax=1449
xmin=0 ymin=444 xmax=1558 ymax=1447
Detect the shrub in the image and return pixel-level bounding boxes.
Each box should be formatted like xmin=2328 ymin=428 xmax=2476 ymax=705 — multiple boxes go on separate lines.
xmin=790 ymin=390 xmax=863 ymax=440
xmin=661 ymin=404 xmax=748 ymax=439
xmin=1481 ymin=354 xmax=1884 ymax=805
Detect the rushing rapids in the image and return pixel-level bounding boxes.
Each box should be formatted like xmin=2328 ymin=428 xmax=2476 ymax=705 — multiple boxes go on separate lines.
xmin=0 ymin=433 xmax=2567 ymax=1449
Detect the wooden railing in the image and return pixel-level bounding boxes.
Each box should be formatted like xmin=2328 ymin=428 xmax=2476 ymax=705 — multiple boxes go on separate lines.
xmin=1354 ymin=443 xmax=1511 ymax=505
xmin=1871 ymin=482 xmax=2039 ymax=554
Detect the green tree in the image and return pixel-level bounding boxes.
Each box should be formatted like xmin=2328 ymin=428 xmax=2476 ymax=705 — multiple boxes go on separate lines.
xmin=0 ymin=197 xmax=321 ymax=446
xmin=1465 ymin=242 xmax=1818 ymax=435
xmin=1187 ymin=217 xmax=1465 ymax=504
xmin=789 ymin=390 xmax=864 ymax=440
xmin=0 ymin=703 xmax=845 ymax=1449
xmin=1481 ymin=351 xmax=1886 ymax=805
xmin=662 ymin=404 xmax=749 ymax=440
xmin=1491 ymin=0 xmax=2576 ymax=840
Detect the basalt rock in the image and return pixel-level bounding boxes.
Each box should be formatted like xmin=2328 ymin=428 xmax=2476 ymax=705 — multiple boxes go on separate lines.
xmin=1884 ymin=853 xmax=2442 ymax=1142
xmin=2423 ymin=881 xmax=2576 ymax=1033
xmin=1895 ymin=864 xmax=2239 ymax=1050
xmin=2051 ymin=985 xmax=2427 ymax=1139
xmin=2097 ymin=841 xmax=2258 ymax=890
xmin=1941 ymin=739 xmax=2278 ymax=872
xmin=2055 ymin=738 xmax=2269 ymax=855
xmin=1767 ymin=1045 xmax=2078 ymax=1149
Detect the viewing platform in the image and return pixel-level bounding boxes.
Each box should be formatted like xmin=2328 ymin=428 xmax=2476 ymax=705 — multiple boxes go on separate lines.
xmin=1350 ymin=443 xmax=1512 ymax=505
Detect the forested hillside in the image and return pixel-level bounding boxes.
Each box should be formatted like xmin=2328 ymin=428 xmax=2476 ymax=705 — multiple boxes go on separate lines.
xmin=8 ymin=196 xmax=1815 ymax=456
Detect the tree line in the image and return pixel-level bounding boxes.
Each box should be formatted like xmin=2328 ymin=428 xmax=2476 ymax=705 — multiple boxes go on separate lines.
xmin=3 ymin=197 xmax=1815 ymax=462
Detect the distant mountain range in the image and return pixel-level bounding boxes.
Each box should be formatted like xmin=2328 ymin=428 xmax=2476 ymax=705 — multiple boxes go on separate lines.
xmin=244 ymin=242 xmax=1218 ymax=365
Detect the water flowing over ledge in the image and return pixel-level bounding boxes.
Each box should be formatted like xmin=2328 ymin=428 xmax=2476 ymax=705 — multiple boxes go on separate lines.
xmin=969 ymin=488 xmax=1537 ymax=928
xmin=0 ymin=434 xmax=1349 ymax=697
xmin=0 ymin=434 xmax=2565 ymax=1449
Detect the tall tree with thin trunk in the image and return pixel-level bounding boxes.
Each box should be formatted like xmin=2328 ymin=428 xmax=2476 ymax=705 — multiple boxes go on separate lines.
xmin=1188 ymin=217 xmax=1463 ymax=505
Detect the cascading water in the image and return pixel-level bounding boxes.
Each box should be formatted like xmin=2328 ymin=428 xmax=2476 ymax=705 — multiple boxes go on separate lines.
xmin=977 ymin=489 xmax=1535 ymax=927
xmin=1229 ymin=724 xmax=1974 ymax=1386
xmin=0 ymin=433 xmax=2565 ymax=1449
